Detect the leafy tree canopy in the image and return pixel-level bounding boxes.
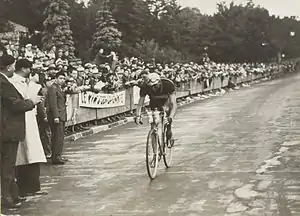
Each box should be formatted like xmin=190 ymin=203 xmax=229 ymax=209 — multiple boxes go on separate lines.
xmin=1 ymin=0 xmax=299 ymax=62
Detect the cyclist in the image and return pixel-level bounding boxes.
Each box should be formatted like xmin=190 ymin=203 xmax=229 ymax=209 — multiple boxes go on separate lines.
xmin=134 ymin=72 xmax=177 ymax=145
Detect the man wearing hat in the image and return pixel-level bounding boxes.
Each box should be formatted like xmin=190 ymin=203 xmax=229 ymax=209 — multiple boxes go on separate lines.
xmin=91 ymin=64 xmax=99 ymax=74
xmin=84 ymin=62 xmax=93 ymax=69
xmin=24 ymin=44 xmax=34 ymax=62
xmin=135 ymin=73 xmax=177 ymax=146
xmin=0 ymin=54 xmax=42 ymax=208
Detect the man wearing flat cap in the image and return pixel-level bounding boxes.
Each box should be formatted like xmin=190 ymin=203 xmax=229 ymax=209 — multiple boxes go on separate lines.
xmin=0 ymin=54 xmax=43 ymax=209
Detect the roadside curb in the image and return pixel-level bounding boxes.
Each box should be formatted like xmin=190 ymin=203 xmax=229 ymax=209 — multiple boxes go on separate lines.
xmin=64 ymin=73 xmax=287 ymax=142
xmin=65 ymin=117 xmax=134 ymax=142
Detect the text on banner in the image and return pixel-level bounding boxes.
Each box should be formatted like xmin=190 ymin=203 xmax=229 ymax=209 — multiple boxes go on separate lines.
xmin=79 ymin=90 xmax=126 ymax=108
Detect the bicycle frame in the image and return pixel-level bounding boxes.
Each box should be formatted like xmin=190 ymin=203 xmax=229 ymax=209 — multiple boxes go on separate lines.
xmin=149 ymin=109 xmax=165 ymax=134
xmin=147 ymin=109 xmax=169 ymax=155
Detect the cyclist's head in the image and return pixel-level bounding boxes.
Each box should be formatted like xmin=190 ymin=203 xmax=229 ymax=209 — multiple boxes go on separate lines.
xmin=147 ymin=73 xmax=161 ymax=91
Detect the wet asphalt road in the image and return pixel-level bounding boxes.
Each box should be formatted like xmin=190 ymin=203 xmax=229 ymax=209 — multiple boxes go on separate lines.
xmin=5 ymin=73 xmax=300 ymax=216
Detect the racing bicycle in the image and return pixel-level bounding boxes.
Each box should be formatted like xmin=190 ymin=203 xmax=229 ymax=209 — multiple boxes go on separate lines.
xmin=144 ymin=108 xmax=174 ymax=180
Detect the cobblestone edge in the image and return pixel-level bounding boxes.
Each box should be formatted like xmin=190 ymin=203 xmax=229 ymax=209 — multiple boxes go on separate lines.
xmin=64 ymin=73 xmax=288 ymax=142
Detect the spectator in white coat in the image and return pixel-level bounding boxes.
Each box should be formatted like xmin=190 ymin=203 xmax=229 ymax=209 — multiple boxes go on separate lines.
xmin=9 ymin=59 xmax=47 ymax=197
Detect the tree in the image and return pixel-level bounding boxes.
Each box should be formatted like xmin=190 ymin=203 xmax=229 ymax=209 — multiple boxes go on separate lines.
xmin=42 ymin=0 xmax=75 ymax=53
xmin=111 ymin=0 xmax=152 ymax=46
xmin=90 ymin=1 xmax=122 ymax=57
xmin=145 ymin=0 xmax=168 ymax=19
xmin=170 ymin=7 xmax=207 ymax=59
xmin=128 ymin=39 xmax=185 ymax=63
xmin=267 ymin=16 xmax=300 ymax=60
xmin=64 ymin=0 xmax=89 ymax=58
xmin=1 ymin=0 xmax=47 ymax=31
xmin=208 ymin=1 xmax=271 ymax=62
xmin=155 ymin=5 xmax=213 ymax=62
xmin=0 ymin=19 xmax=14 ymax=33
xmin=151 ymin=0 xmax=181 ymax=48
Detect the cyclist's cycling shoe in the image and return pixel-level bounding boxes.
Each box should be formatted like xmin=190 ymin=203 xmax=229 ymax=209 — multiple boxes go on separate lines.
xmin=168 ymin=138 xmax=175 ymax=148
xmin=166 ymin=127 xmax=175 ymax=148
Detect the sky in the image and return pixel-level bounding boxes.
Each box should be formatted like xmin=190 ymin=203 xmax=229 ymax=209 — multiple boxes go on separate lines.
xmin=177 ymin=0 xmax=300 ymax=18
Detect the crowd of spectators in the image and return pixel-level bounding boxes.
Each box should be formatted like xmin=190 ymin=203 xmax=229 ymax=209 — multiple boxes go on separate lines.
xmin=1 ymin=41 xmax=298 ymax=97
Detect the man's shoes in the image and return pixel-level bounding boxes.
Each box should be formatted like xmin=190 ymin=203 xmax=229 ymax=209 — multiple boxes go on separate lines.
xmin=47 ymin=158 xmax=53 ymax=164
xmin=34 ymin=191 xmax=48 ymax=195
xmin=2 ymin=198 xmax=22 ymax=209
xmin=61 ymin=157 xmax=69 ymax=162
xmin=52 ymin=156 xmax=68 ymax=165
xmin=168 ymin=138 xmax=175 ymax=148
xmin=24 ymin=191 xmax=48 ymax=196
xmin=14 ymin=196 xmax=26 ymax=202
xmin=46 ymin=155 xmax=52 ymax=162
xmin=52 ymin=159 xmax=65 ymax=165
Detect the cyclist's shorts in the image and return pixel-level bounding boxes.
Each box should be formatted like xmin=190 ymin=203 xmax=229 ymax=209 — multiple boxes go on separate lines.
xmin=150 ymin=98 xmax=171 ymax=116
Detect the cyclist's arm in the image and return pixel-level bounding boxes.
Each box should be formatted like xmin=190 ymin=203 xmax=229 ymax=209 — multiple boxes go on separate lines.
xmin=168 ymin=93 xmax=177 ymax=119
xmin=135 ymin=96 xmax=146 ymax=117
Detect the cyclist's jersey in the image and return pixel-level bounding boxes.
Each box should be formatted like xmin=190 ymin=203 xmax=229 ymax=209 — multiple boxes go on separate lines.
xmin=140 ymin=78 xmax=175 ymax=110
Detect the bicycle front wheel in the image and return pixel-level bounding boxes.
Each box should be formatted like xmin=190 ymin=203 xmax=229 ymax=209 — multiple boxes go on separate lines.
xmin=163 ymin=125 xmax=173 ymax=168
xmin=146 ymin=129 xmax=159 ymax=180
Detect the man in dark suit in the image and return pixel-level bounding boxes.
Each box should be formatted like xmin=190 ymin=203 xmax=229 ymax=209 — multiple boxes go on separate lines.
xmin=47 ymin=71 xmax=67 ymax=165
xmin=0 ymin=54 xmax=42 ymax=209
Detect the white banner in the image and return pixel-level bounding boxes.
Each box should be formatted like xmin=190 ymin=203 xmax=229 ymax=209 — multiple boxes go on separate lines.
xmin=133 ymin=86 xmax=150 ymax=105
xmin=79 ymin=90 xmax=126 ymax=108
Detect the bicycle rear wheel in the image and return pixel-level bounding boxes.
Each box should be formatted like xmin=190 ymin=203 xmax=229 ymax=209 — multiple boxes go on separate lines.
xmin=163 ymin=125 xmax=173 ymax=168
xmin=146 ymin=129 xmax=159 ymax=180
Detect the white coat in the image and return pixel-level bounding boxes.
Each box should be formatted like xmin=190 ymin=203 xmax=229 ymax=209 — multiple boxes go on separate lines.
xmin=9 ymin=74 xmax=47 ymax=166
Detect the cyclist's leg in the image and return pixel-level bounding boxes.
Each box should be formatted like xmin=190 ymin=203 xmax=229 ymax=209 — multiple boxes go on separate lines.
xmin=165 ymin=111 xmax=175 ymax=147
xmin=166 ymin=121 xmax=173 ymax=140
xmin=165 ymin=107 xmax=173 ymax=140
xmin=163 ymin=100 xmax=175 ymax=147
